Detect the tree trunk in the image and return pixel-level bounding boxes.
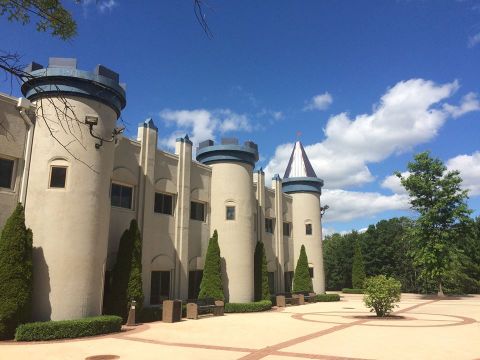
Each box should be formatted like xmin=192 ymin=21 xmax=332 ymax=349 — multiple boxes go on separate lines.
xmin=437 ymin=282 xmax=445 ymax=297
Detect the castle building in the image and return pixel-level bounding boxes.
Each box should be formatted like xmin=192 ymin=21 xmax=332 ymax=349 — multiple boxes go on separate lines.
xmin=0 ymin=58 xmax=325 ymax=321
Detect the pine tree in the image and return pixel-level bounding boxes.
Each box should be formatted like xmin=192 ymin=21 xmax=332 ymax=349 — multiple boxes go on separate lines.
xmin=198 ymin=230 xmax=224 ymax=301
xmin=107 ymin=219 xmax=144 ymax=320
xmin=352 ymin=240 xmax=366 ymax=289
xmin=254 ymin=241 xmax=270 ymax=301
xmin=0 ymin=203 xmax=33 ymax=339
xmin=293 ymin=245 xmax=313 ymax=293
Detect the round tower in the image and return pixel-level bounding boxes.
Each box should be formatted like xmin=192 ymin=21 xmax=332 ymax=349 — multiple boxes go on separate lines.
xmin=282 ymin=141 xmax=325 ymax=294
xmin=196 ymin=138 xmax=258 ymax=302
xmin=21 ymin=58 xmax=126 ymax=320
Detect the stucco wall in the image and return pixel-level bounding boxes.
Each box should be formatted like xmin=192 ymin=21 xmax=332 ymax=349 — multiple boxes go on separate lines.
xmin=0 ymin=94 xmax=27 ymax=229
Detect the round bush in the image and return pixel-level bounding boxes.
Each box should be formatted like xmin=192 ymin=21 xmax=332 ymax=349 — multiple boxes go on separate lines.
xmin=224 ymin=300 xmax=272 ymax=313
xmin=15 ymin=315 xmax=122 ymax=341
xmin=363 ymin=275 xmax=401 ymax=317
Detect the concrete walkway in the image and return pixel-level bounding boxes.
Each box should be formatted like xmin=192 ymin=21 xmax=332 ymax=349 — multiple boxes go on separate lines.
xmin=1 ymin=293 xmax=479 ymax=360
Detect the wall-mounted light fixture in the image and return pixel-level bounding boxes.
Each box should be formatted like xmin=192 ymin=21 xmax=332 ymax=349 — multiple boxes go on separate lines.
xmin=85 ymin=115 xmax=125 ymax=149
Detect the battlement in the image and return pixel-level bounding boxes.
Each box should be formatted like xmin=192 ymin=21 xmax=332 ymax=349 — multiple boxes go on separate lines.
xmin=196 ymin=138 xmax=259 ymax=167
xmin=21 ymin=57 xmax=126 ymax=116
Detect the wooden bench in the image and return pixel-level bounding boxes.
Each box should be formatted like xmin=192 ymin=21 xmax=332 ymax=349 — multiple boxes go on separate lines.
xmin=276 ymin=293 xmax=300 ymax=307
xmin=186 ymin=298 xmax=224 ymax=319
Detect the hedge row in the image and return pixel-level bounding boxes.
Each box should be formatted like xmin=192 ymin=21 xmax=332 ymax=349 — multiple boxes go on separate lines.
xmin=314 ymin=293 xmax=340 ymax=302
xmin=225 ymin=300 xmax=272 ymax=313
xmin=15 ymin=315 xmax=122 ymax=341
xmin=342 ymin=288 xmax=364 ymax=294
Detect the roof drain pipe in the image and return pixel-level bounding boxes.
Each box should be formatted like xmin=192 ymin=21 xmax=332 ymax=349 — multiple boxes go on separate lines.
xmin=17 ymin=97 xmax=34 ymax=205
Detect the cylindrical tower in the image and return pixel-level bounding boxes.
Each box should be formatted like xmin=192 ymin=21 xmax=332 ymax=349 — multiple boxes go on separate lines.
xmin=21 ymin=58 xmax=126 ymax=320
xmin=196 ymin=138 xmax=258 ymax=303
xmin=282 ymin=141 xmax=325 ymax=294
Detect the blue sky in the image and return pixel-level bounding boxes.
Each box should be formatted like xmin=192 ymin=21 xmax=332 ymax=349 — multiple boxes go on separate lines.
xmin=1 ymin=0 xmax=479 ymax=234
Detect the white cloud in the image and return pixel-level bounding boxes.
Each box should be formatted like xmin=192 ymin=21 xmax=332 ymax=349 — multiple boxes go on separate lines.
xmin=446 ymin=151 xmax=480 ymax=196
xmin=443 ymin=92 xmax=480 ymax=118
xmin=304 ymin=92 xmax=333 ymax=111
xmin=159 ymin=108 xmax=252 ymax=150
xmin=468 ymin=32 xmax=480 ymax=48
xmin=381 ymin=172 xmax=410 ymax=194
xmin=321 ymin=189 xmax=410 ymax=222
xmin=99 ymin=0 xmax=117 ymax=12
xmin=265 ymin=79 xmax=480 ymax=189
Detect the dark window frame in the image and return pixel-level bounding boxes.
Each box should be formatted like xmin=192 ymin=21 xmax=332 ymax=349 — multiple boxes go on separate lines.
xmin=154 ymin=192 xmax=174 ymax=215
xmin=111 ymin=182 xmax=134 ymax=209
xmin=305 ymin=223 xmax=312 ymax=235
xmin=283 ymin=222 xmax=291 ymax=237
xmin=226 ymin=205 xmax=235 ymax=220
xmin=49 ymin=166 xmax=67 ymax=189
xmin=265 ymin=218 xmax=274 ymax=234
xmin=0 ymin=157 xmax=15 ymax=189
xmin=190 ymin=201 xmax=206 ymax=221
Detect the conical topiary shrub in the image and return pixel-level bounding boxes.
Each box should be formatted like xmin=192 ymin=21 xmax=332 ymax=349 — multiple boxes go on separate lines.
xmin=352 ymin=240 xmax=366 ymax=289
xmin=292 ymin=245 xmax=313 ymax=293
xmin=254 ymin=241 xmax=270 ymax=301
xmin=107 ymin=219 xmax=144 ymax=320
xmin=198 ymin=230 xmax=224 ymax=301
xmin=0 ymin=203 xmax=33 ymax=339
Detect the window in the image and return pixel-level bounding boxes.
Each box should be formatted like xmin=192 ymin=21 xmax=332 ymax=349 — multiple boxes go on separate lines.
xmin=265 ymin=218 xmax=274 ymax=234
xmin=49 ymin=166 xmax=67 ymax=188
xmin=111 ymin=183 xmax=133 ymax=209
xmin=150 ymin=271 xmax=171 ymax=305
xmin=284 ymin=271 xmax=294 ymax=293
xmin=268 ymin=272 xmax=275 ymax=295
xmin=309 ymin=267 xmax=314 ymax=278
xmin=188 ymin=270 xmax=203 ymax=299
xmin=154 ymin=192 xmax=173 ymax=215
xmin=0 ymin=157 xmax=14 ymax=189
xmin=305 ymin=223 xmax=312 ymax=235
xmin=190 ymin=201 xmax=205 ymax=221
xmin=226 ymin=206 xmax=235 ymax=220
xmin=283 ymin=222 xmax=291 ymax=237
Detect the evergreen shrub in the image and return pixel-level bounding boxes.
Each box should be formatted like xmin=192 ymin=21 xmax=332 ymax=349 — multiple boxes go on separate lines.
xmin=225 ymin=300 xmax=272 ymax=313
xmin=107 ymin=219 xmax=144 ymax=320
xmin=351 ymin=240 xmax=366 ymax=289
xmin=198 ymin=230 xmax=224 ymax=301
xmin=15 ymin=315 xmax=122 ymax=341
xmin=363 ymin=275 xmax=401 ymax=317
xmin=0 ymin=203 xmax=33 ymax=339
xmin=314 ymin=293 xmax=340 ymax=302
xmin=292 ymin=245 xmax=313 ymax=293
xmin=254 ymin=241 xmax=270 ymax=301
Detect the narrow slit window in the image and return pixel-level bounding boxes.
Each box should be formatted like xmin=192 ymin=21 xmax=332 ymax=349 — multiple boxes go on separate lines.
xmin=49 ymin=166 xmax=67 ymax=188
xmin=283 ymin=222 xmax=291 ymax=237
xmin=265 ymin=218 xmax=274 ymax=234
xmin=226 ymin=206 xmax=235 ymax=220
xmin=305 ymin=223 xmax=312 ymax=235
xmin=190 ymin=201 xmax=206 ymax=221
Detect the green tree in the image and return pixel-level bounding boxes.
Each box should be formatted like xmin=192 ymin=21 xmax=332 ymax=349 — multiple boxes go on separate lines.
xmin=0 ymin=0 xmax=77 ymax=40
xmin=254 ymin=241 xmax=270 ymax=301
xmin=0 ymin=203 xmax=33 ymax=339
xmin=107 ymin=219 xmax=144 ymax=320
xmin=198 ymin=230 xmax=224 ymax=301
xmin=293 ymin=245 xmax=313 ymax=293
xmin=363 ymin=275 xmax=401 ymax=317
xmin=351 ymin=240 xmax=366 ymax=289
xmin=397 ymin=152 xmax=472 ymax=296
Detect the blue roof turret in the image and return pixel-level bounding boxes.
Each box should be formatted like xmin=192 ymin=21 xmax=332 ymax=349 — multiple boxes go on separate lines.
xmin=21 ymin=57 xmax=126 ymax=117
xmin=196 ymin=138 xmax=259 ymax=167
xmin=282 ymin=141 xmax=324 ymax=194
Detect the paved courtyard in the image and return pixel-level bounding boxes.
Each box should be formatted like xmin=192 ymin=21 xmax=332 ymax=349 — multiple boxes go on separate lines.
xmin=1 ymin=293 xmax=479 ymax=360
